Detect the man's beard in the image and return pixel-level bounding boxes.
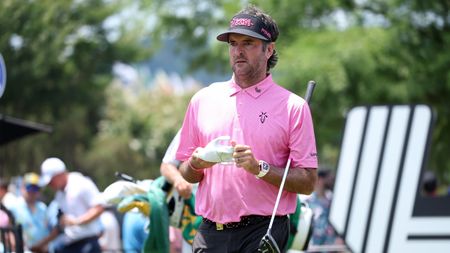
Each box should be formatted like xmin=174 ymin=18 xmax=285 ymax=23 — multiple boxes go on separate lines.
xmin=232 ymin=60 xmax=263 ymax=81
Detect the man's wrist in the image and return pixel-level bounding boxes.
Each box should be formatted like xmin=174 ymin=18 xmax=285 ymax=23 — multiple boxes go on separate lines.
xmin=256 ymin=160 xmax=270 ymax=179
xmin=73 ymin=217 xmax=82 ymax=226
xmin=188 ymin=158 xmax=204 ymax=173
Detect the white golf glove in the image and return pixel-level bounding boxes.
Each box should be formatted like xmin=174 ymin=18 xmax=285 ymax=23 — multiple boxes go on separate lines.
xmin=196 ymin=136 xmax=234 ymax=163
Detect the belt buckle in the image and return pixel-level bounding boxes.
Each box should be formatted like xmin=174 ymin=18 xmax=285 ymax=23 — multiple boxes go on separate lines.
xmin=216 ymin=223 xmax=224 ymax=230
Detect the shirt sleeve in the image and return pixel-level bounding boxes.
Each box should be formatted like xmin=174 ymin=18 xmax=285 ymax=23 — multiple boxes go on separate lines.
xmin=289 ymin=100 xmax=318 ymax=169
xmin=162 ymin=129 xmax=181 ymax=167
xmin=82 ymin=177 xmax=105 ymax=207
xmin=176 ymin=97 xmax=200 ymax=162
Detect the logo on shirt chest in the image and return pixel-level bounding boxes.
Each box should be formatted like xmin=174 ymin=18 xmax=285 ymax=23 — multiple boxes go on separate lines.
xmin=259 ymin=112 xmax=268 ymax=124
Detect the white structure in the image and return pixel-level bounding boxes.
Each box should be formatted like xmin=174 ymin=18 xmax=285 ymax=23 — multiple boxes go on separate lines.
xmin=329 ymin=104 xmax=450 ymax=253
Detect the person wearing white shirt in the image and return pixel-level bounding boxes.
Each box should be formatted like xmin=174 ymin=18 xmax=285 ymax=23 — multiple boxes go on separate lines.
xmin=160 ymin=130 xmax=196 ymax=253
xmin=32 ymin=157 xmax=105 ymax=253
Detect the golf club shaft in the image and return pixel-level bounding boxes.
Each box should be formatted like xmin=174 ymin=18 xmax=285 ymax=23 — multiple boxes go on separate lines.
xmin=267 ymin=158 xmax=291 ymax=231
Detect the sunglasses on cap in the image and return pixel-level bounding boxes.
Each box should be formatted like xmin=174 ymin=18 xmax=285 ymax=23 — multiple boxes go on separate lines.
xmin=25 ymin=184 xmax=41 ymax=193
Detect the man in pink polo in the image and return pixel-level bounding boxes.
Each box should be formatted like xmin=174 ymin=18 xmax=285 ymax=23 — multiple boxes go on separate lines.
xmin=176 ymin=5 xmax=318 ymax=252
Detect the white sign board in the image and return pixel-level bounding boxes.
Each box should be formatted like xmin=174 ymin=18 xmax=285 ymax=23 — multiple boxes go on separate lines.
xmin=329 ymin=104 xmax=450 ymax=253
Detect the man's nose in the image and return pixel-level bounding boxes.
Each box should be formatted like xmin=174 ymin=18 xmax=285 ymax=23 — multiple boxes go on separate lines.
xmin=232 ymin=46 xmax=245 ymax=56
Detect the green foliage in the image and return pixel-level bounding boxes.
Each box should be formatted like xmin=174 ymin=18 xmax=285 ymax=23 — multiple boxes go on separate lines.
xmin=276 ymin=28 xmax=390 ymax=165
xmin=358 ymin=0 xmax=450 ymax=181
xmin=0 ymin=0 xmax=153 ymax=179
xmin=391 ymin=2 xmax=450 ymax=182
xmin=83 ymin=80 xmax=196 ymax=189
xmin=256 ymin=0 xmax=356 ymax=38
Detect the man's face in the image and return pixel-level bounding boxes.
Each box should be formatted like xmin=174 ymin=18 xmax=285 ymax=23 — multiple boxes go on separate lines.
xmin=23 ymin=184 xmax=41 ymax=202
xmin=228 ymin=34 xmax=273 ymax=81
xmin=0 ymin=187 xmax=6 ymax=200
xmin=48 ymin=173 xmax=65 ymax=190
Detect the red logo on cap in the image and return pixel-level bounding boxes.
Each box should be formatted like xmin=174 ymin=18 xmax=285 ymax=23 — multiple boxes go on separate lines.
xmin=230 ymin=18 xmax=253 ymax=27
xmin=261 ymin=28 xmax=271 ymax=39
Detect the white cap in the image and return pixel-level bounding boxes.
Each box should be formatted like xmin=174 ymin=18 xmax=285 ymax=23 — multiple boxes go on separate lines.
xmin=39 ymin=157 xmax=66 ymax=186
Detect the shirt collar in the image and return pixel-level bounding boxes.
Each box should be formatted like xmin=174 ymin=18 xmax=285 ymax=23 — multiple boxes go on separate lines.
xmin=227 ymin=74 xmax=274 ymax=98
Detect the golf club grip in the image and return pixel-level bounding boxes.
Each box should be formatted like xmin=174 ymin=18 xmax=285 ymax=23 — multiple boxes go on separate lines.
xmin=161 ymin=180 xmax=173 ymax=193
xmin=115 ymin=172 xmax=137 ymax=183
xmin=305 ymin=80 xmax=316 ymax=104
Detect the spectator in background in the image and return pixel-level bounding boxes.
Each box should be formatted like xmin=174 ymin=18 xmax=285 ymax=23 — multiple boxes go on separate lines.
xmin=9 ymin=172 xmax=50 ymax=250
xmin=305 ymin=169 xmax=342 ymax=247
xmin=422 ymin=171 xmax=438 ymax=197
xmin=1 ymin=179 xmax=18 ymax=209
xmin=0 ymin=178 xmax=16 ymax=251
xmin=46 ymin=200 xmax=65 ymax=253
xmin=122 ymin=210 xmax=149 ymax=253
xmin=31 ymin=157 xmax=105 ymax=253
xmin=0 ymin=178 xmax=14 ymax=227
xmin=99 ymin=206 xmax=122 ymax=252
xmin=160 ymin=129 xmax=195 ymax=253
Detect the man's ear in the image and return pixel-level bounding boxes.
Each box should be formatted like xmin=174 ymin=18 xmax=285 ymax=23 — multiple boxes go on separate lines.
xmin=266 ymin=42 xmax=275 ymax=59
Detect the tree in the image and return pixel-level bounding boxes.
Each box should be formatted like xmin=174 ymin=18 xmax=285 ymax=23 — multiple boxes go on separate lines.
xmin=276 ymin=27 xmax=391 ymax=166
xmin=355 ymin=0 xmax=450 ymax=181
xmin=83 ymin=73 xmax=197 ymax=189
xmin=0 ymin=0 xmax=154 ymax=176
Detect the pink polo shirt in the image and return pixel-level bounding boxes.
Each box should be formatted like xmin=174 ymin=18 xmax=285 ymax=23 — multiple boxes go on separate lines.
xmin=176 ymin=74 xmax=318 ymax=223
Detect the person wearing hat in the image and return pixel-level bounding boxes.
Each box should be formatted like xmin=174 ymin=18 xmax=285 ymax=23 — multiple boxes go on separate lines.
xmin=8 ymin=172 xmax=50 ymax=250
xmin=31 ymin=157 xmax=105 ymax=253
xmin=175 ymin=5 xmax=318 ymax=252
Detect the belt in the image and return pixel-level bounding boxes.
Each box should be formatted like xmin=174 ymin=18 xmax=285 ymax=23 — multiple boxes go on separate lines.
xmin=202 ymin=215 xmax=272 ymax=230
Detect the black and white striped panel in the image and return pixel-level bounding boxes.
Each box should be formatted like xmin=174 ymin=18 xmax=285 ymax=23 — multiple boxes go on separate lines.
xmin=328 ymin=104 xmax=450 ymax=253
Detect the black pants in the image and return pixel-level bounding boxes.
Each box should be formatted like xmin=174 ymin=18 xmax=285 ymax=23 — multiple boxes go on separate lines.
xmin=56 ymin=236 xmax=101 ymax=253
xmin=193 ymin=216 xmax=289 ymax=253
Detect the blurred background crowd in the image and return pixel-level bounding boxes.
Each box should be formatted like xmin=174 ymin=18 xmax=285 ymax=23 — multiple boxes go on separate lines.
xmin=1 ymin=161 xmax=447 ymax=252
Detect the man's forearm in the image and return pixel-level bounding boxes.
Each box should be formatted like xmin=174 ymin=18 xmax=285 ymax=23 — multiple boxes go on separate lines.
xmin=261 ymin=166 xmax=317 ymax=194
xmin=160 ymin=162 xmax=183 ymax=184
xmin=180 ymin=160 xmax=204 ymax=183
xmin=77 ymin=205 xmax=104 ymax=225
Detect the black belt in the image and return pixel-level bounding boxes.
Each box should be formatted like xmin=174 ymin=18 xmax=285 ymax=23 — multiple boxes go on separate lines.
xmin=202 ymin=215 xmax=274 ymax=230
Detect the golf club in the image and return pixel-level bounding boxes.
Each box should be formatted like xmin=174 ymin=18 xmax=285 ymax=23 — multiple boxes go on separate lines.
xmin=258 ymin=159 xmax=291 ymax=253
xmin=305 ymin=80 xmax=316 ymax=105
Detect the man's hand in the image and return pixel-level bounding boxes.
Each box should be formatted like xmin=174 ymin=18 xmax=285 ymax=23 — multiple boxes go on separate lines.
xmin=173 ymin=177 xmax=193 ymax=199
xmin=190 ymin=147 xmax=217 ymax=170
xmin=30 ymin=244 xmax=46 ymax=253
xmin=60 ymin=214 xmax=79 ymax=226
xmin=231 ymin=142 xmax=259 ymax=175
